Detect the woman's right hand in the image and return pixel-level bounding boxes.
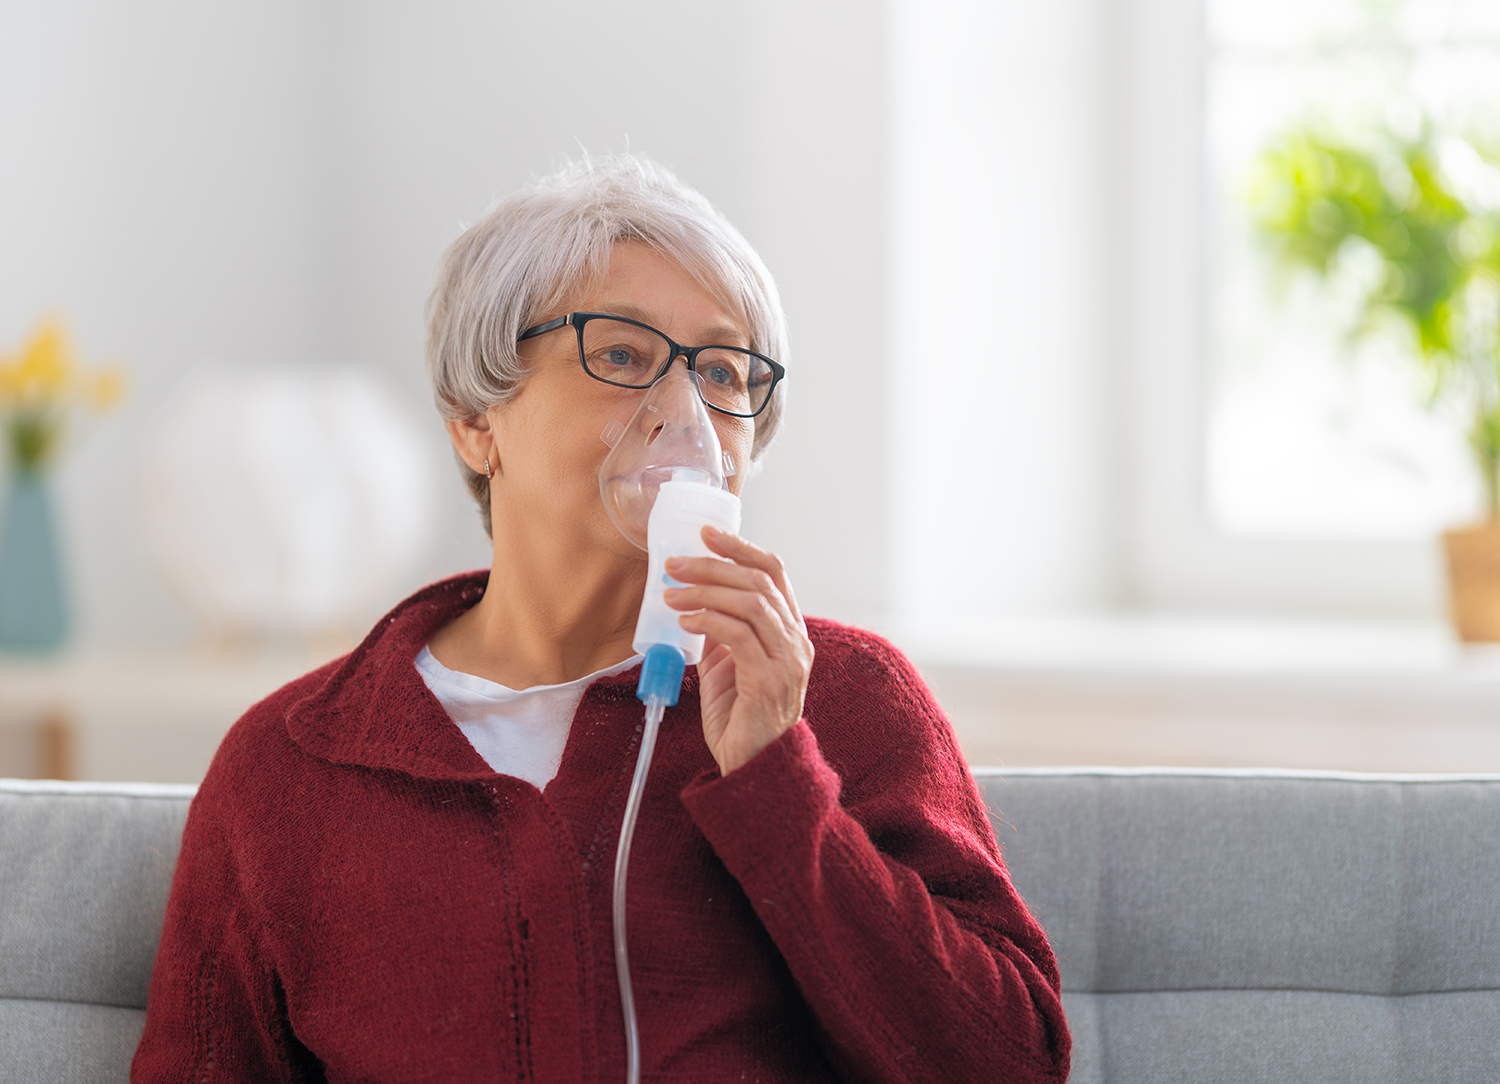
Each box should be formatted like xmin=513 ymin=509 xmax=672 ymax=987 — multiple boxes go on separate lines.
xmin=665 ymin=526 xmax=815 ymax=775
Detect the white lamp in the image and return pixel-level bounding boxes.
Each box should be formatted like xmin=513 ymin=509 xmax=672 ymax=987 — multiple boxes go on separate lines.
xmin=140 ymin=364 xmax=437 ymax=640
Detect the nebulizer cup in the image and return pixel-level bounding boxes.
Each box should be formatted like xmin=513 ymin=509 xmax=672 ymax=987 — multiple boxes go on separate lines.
xmin=599 ymin=366 xmax=743 ymax=1084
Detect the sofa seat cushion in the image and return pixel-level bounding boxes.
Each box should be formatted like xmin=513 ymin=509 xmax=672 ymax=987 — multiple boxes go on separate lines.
xmin=0 ymin=998 xmax=147 ymax=1084
xmin=1060 ymin=988 xmax=1500 ymax=1084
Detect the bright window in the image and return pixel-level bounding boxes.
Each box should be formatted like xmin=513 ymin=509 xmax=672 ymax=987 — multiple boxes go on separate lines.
xmin=1204 ymin=0 xmax=1500 ymax=539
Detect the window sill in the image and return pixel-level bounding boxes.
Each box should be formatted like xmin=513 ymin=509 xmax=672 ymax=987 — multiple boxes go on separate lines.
xmin=886 ymin=614 xmax=1500 ymax=773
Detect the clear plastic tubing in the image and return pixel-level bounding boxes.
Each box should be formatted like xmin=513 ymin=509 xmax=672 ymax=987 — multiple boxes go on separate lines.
xmin=612 ymin=700 xmax=664 ymax=1084
xmin=614 ymin=645 xmax=685 ymax=1084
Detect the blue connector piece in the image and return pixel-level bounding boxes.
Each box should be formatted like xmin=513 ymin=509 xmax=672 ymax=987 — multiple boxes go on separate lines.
xmin=636 ymin=643 xmax=686 ymax=707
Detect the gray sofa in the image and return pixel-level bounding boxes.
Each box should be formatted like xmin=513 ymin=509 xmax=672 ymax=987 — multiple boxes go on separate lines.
xmin=3 ymin=769 xmax=1498 ymax=1082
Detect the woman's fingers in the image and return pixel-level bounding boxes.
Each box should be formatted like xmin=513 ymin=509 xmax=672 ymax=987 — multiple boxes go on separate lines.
xmin=665 ymin=551 xmax=799 ymax=635
xmin=666 ymin=583 xmax=785 ymax=656
xmin=698 ymin=527 xmax=806 ymax=626
xmin=676 ymin=606 xmax=772 ymax=665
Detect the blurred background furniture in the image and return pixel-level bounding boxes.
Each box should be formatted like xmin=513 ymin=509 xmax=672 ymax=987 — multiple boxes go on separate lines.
xmin=5 ymin=769 xmax=1497 ymax=1082
xmin=0 ymin=650 xmax=318 ymax=782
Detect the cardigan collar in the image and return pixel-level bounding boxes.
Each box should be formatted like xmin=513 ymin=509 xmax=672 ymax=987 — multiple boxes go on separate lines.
xmin=284 ymin=571 xmax=647 ymax=782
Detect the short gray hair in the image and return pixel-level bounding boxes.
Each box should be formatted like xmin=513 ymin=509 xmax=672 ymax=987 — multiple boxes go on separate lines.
xmin=426 ymin=154 xmax=789 ymax=530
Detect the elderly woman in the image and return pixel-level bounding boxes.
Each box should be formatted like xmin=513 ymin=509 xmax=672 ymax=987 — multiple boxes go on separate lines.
xmin=133 ymin=156 xmax=1070 ymax=1083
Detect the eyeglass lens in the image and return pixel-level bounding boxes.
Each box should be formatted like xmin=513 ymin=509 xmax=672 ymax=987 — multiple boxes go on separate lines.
xmin=579 ymin=318 xmax=775 ymax=416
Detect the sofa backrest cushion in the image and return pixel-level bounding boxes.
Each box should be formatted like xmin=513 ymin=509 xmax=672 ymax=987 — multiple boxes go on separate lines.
xmin=977 ymin=768 xmax=1500 ymax=1084
xmin=0 ymin=780 xmax=193 ymax=1084
xmin=5 ymin=770 xmax=1498 ymax=1084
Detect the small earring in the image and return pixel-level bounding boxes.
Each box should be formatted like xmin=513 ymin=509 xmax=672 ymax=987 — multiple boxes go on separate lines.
xmin=483 ymin=457 xmax=492 ymax=480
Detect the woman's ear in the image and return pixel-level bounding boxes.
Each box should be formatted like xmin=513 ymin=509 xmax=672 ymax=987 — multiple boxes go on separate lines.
xmin=446 ymin=412 xmax=497 ymax=477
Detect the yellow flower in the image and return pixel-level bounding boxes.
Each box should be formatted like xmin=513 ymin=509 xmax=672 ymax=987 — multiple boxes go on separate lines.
xmin=0 ymin=356 xmax=24 ymax=402
xmin=1 ymin=317 xmax=127 ymax=471
xmin=0 ymin=317 xmax=126 ymax=413
xmin=15 ymin=318 xmax=74 ymax=402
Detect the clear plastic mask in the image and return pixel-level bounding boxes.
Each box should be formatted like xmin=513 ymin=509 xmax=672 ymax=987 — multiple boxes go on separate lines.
xmin=599 ymin=368 xmax=736 ymax=550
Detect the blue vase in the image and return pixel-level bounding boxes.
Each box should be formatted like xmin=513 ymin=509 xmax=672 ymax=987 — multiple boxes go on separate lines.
xmin=0 ymin=471 xmax=69 ymax=653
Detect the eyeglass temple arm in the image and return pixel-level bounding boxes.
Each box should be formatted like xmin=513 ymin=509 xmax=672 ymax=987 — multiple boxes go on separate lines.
xmin=516 ymin=314 xmax=573 ymax=342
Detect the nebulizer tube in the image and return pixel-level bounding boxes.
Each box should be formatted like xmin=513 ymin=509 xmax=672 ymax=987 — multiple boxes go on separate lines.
xmin=600 ymin=369 xmax=742 ymax=1084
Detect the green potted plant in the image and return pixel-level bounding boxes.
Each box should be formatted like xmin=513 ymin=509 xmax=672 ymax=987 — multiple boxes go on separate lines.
xmin=1251 ymin=123 xmax=1500 ymax=640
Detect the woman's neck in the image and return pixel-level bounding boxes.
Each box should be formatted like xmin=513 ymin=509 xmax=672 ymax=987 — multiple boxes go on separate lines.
xmin=426 ymin=517 xmax=646 ymax=690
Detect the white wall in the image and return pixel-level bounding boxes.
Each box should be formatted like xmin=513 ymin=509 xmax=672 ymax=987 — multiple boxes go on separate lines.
xmin=886 ymin=0 xmax=1121 ymax=622
xmin=736 ymin=0 xmax=890 ymax=626
xmin=0 ymin=0 xmax=890 ymax=650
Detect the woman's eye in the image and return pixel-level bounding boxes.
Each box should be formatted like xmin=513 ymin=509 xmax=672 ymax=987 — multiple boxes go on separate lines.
xmin=703 ymin=363 xmax=745 ymax=390
xmin=604 ymin=348 xmax=636 ymax=368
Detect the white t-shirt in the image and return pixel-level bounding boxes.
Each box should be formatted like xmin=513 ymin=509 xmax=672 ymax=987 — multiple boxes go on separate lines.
xmin=414 ymin=646 xmax=641 ymax=789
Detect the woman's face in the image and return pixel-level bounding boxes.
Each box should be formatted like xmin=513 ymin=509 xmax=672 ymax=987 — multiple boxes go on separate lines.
xmin=485 ymin=241 xmax=756 ymax=558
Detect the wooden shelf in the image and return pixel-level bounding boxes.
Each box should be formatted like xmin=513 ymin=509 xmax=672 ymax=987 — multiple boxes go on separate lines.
xmin=0 ymin=648 xmax=335 ymax=783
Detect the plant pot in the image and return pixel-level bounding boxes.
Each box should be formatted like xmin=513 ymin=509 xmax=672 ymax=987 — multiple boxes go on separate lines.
xmin=1442 ymin=522 xmax=1500 ymax=643
xmin=0 ymin=471 xmax=69 ymax=654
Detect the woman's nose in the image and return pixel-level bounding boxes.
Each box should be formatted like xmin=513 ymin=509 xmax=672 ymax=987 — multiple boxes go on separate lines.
xmin=633 ymin=366 xmax=702 ymax=440
xmin=652 ymin=359 xmax=699 ymax=394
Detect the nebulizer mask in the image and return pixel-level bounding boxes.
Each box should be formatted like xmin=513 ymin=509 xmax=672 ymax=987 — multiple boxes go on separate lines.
xmin=598 ymin=367 xmax=742 ymax=1084
xmin=600 ymin=366 xmax=742 ymax=666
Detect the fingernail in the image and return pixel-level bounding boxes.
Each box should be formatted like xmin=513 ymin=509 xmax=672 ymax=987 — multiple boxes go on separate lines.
xmin=666 ymin=557 xmax=684 ymax=570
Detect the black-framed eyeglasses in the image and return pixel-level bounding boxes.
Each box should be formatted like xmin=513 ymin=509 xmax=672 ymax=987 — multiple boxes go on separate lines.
xmin=517 ymin=312 xmax=785 ymax=419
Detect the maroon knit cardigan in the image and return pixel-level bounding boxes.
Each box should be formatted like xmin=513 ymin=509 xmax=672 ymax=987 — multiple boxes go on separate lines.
xmin=132 ymin=572 xmax=1070 ymax=1083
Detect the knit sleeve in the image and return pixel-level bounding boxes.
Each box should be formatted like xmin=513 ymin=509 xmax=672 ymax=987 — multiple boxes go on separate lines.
xmin=131 ymin=754 xmax=313 ymax=1082
xmin=679 ymin=627 xmax=1071 ymax=1084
